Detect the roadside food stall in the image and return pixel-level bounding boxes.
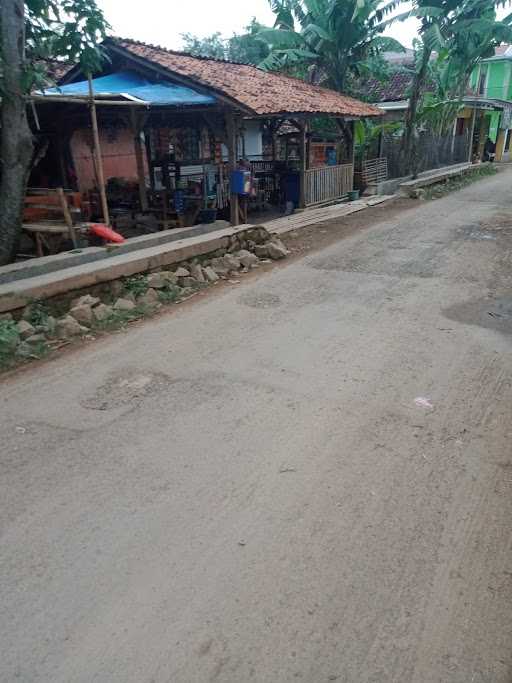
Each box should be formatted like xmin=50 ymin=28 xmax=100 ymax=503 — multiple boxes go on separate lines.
xmin=23 ymin=37 xmax=380 ymax=256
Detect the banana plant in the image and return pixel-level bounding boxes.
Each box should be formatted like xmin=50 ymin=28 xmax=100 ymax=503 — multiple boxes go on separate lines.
xmin=259 ymin=0 xmax=406 ymax=92
xmin=395 ymin=0 xmax=512 ymax=174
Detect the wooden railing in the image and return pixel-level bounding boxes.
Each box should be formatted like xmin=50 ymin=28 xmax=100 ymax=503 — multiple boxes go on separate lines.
xmin=304 ymin=163 xmax=353 ymax=207
xmin=360 ymin=157 xmax=388 ymax=185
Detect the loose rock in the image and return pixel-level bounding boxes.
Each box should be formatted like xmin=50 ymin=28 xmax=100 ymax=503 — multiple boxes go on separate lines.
xmin=174 ymin=267 xmax=190 ymax=278
xmin=92 ymin=303 xmax=113 ymax=322
xmin=266 ymin=241 xmax=289 ymax=260
xmin=254 ymin=244 xmax=270 ymax=258
xmin=69 ymin=304 xmax=93 ymax=326
xmin=245 ymin=226 xmax=270 ymax=244
xmin=138 ymin=288 xmax=159 ymax=306
xmin=16 ymin=320 xmax=35 ymax=340
xmin=38 ymin=315 xmax=56 ymax=336
xmin=0 ymin=313 xmax=13 ymax=322
xmin=56 ymin=315 xmax=86 ymax=338
xmin=25 ymin=333 xmax=47 ymax=344
xmin=15 ymin=342 xmax=34 ymax=358
xmin=71 ymin=294 xmax=100 ymax=308
xmin=203 ymin=266 xmax=219 ymax=283
xmin=190 ymin=264 xmax=205 ymax=282
xmin=161 ymin=271 xmax=179 ymax=285
xmin=146 ymin=272 xmax=167 ymax=289
xmin=113 ymin=298 xmax=136 ymax=311
xmin=223 ymin=254 xmax=241 ymax=271
xmin=210 ymin=258 xmax=230 ymax=276
xmin=181 ymin=277 xmax=199 ymax=288
xmin=236 ymin=249 xmax=258 ymax=269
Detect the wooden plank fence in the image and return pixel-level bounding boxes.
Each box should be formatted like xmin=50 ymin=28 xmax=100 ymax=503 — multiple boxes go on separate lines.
xmin=304 ymin=163 xmax=353 ymax=207
xmin=361 ymin=157 xmax=388 ymax=185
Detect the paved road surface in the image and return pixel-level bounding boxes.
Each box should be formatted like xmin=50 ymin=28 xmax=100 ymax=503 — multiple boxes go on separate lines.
xmin=2 ymin=169 xmax=512 ymax=683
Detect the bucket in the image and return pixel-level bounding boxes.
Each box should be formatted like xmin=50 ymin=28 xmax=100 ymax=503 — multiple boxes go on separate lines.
xmin=347 ymin=190 xmax=360 ymax=201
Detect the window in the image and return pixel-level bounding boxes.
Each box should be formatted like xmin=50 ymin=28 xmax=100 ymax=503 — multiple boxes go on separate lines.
xmin=478 ymin=68 xmax=487 ymax=96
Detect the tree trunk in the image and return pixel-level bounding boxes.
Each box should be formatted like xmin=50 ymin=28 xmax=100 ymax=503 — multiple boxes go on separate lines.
xmin=403 ymin=46 xmax=432 ymax=178
xmin=0 ymin=0 xmax=34 ymax=265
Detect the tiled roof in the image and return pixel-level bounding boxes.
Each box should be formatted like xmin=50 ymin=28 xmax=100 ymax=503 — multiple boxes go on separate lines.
xmin=363 ymin=71 xmax=414 ymax=103
xmin=107 ymin=38 xmax=381 ymax=118
xmin=35 ymin=59 xmax=72 ymax=85
xmin=360 ymin=70 xmax=435 ymax=103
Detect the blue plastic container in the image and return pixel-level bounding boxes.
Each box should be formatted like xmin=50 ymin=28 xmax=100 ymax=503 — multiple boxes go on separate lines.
xmin=230 ymin=170 xmax=251 ymax=195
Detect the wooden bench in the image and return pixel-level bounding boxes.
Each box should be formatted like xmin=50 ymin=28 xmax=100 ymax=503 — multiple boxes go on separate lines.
xmin=23 ymin=188 xmax=81 ymax=256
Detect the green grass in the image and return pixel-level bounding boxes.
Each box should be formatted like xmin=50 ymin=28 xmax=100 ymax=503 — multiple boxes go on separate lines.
xmin=0 ymin=272 xmax=207 ymax=374
xmin=0 ymin=319 xmax=50 ymax=370
xmin=157 ymin=284 xmax=185 ymax=304
xmin=93 ymin=304 xmax=150 ymax=331
xmin=0 ymin=320 xmax=20 ymax=369
xmin=122 ymin=275 xmax=149 ymax=299
xmin=23 ymin=300 xmax=52 ymax=327
xmin=423 ymin=164 xmax=498 ymax=200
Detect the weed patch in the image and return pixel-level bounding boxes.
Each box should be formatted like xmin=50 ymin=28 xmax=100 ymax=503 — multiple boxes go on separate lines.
xmin=158 ymin=284 xmax=185 ymax=304
xmin=122 ymin=275 xmax=149 ymax=299
xmin=423 ymin=165 xmax=498 ymax=200
xmin=93 ymin=304 xmax=149 ymax=331
xmin=0 ymin=320 xmax=20 ymax=368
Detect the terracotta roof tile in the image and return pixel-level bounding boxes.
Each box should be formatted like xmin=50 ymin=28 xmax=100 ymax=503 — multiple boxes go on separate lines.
xmin=363 ymin=71 xmax=414 ymax=103
xmin=109 ymin=38 xmax=381 ymax=118
xmin=360 ymin=70 xmax=435 ymax=103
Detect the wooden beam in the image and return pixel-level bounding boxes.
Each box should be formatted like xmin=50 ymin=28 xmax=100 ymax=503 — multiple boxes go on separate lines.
xmin=130 ymin=108 xmax=149 ymax=212
xmin=225 ymin=111 xmax=239 ymax=226
xmin=32 ymin=95 xmax=149 ymax=107
xmin=299 ymin=120 xmax=308 ymax=210
xmin=88 ymin=74 xmax=110 ymax=226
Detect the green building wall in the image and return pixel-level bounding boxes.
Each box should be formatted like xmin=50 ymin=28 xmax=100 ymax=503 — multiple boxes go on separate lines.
xmin=487 ymin=61 xmax=507 ymax=99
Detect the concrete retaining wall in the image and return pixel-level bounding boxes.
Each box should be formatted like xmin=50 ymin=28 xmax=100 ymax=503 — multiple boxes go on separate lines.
xmin=0 ymin=223 xmax=265 ymax=313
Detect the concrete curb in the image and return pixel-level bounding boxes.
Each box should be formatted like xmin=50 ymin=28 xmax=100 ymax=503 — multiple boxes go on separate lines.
xmin=0 ymin=223 xmax=260 ymax=313
xmin=0 ymin=221 xmax=229 ymax=286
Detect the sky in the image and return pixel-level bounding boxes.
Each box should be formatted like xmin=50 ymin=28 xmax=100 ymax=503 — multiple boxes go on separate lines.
xmin=96 ymin=0 xmax=420 ymax=51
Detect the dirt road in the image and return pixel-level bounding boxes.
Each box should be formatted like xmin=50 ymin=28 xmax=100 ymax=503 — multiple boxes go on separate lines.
xmin=2 ymin=169 xmax=512 ymax=682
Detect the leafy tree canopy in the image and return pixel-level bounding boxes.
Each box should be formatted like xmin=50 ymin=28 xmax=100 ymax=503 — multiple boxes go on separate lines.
xmin=0 ymin=0 xmax=109 ymax=96
xmin=0 ymin=0 xmax=109 ymax=266
xmin=181 ymin=18 xmax=270 ymax=64
xmin=257 ymin=0 xmax=405 ymax=93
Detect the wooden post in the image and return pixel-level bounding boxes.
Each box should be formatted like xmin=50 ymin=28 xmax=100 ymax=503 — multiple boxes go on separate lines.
xmin=57 ymin=187 xmax=77 ymax=247
xmin=225 ymin=111 xmax=239 ymax=226
xmin=299 ymin=120 xmax=308 ymax=209
xmin=350 ymin=121 xmax=355 ymax=190
xmin=87 ymin=74 xmax=110 ymax=225
xmin=130 ymin=109 xmax=149 ymax=212
xmin=56 ymin=127 xmax=69 ymax=188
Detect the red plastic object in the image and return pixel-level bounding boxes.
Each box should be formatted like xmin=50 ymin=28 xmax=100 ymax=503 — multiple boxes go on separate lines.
xmin=89 ymin=223 xmax=125 ymax=243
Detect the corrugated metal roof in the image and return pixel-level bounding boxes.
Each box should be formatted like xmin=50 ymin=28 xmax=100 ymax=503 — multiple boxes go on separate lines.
xmin=108 ymin=38 xmax=381 ymax=118
xmin=43 ymin=70 xmax=216 ymax=106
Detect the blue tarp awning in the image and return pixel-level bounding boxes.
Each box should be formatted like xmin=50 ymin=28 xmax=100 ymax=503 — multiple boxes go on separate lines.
xmin=42 ymin=70 xmax=217 ymax=106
